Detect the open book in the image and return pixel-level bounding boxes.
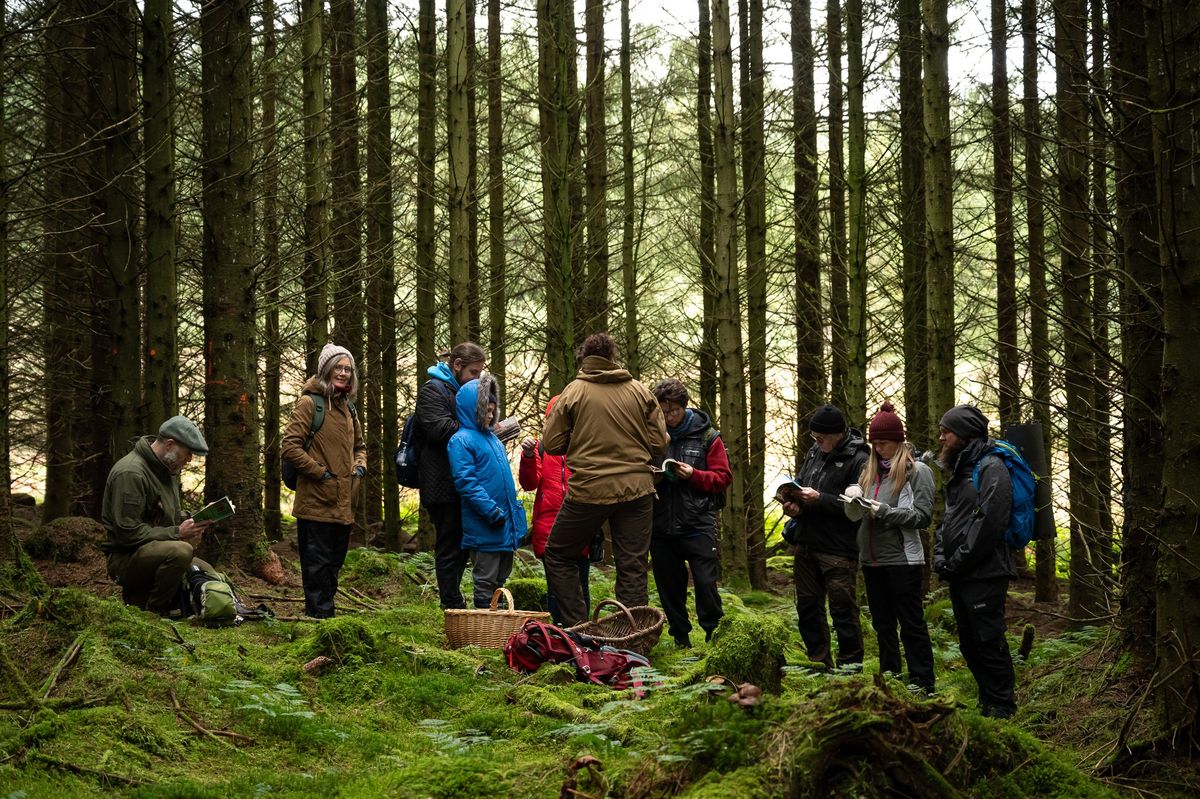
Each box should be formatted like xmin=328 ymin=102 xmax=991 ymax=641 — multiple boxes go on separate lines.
xmin=494 ymin=416 xmax=521 ymax=443
xmin=191 ymin=496 xmax=236 ymax=523
xmin=651 ymin=458 xmax=684 ymax=477
xmin=774 ymin=479 xmax=807 ymax=504
xmin=837 ymin=494 xmax=877 ymax=512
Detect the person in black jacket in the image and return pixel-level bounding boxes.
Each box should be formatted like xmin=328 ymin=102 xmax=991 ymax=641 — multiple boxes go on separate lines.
xmin=416 ymin=341 xmax=487 ymax=609
xmin=933 ymin=404 xmax=1018 ymax=718
xmin=649 ymin=379 xmax=732 ymax=648
xmin=782 ymin=404 xmax=870 ymax=669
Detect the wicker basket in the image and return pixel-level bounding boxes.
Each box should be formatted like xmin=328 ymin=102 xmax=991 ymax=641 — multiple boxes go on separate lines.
xmin=444 ymin=587 xmax=551 ymax=649
xmin=567 ymin=599 xmax=665 ymax=657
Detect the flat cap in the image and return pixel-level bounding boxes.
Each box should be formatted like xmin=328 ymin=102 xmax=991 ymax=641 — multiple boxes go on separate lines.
xmin=158 ymin=415 xmax=209 ymax=455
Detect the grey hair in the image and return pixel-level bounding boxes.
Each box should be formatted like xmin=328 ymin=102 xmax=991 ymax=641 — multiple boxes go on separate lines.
xmin=316 ymin=352 xmax=359 ymax=400
xmin=476 ymin=373 xmax=498 ymax=429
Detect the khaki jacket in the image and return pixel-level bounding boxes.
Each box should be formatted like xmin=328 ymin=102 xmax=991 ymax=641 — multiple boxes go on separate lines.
xmin=543 ymin=356 xmax=668 ymax=505
xmin=282 ymin=378 xmax=367 ymax=524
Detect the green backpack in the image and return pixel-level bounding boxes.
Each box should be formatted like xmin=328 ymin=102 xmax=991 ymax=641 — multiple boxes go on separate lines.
xmin=180 ymin=565 xmax=239 ymax=625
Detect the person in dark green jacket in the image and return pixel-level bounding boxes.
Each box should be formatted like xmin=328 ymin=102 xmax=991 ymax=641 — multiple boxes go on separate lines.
xmin=100 ymin=415 xmax=214 ymax=615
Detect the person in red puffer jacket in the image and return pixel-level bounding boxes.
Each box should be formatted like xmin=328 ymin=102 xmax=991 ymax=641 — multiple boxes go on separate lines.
xmin=519 ymin=395 xmax=591 ymax=624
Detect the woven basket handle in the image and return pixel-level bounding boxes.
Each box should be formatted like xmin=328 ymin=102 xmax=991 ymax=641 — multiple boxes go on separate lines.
xmin=489 ymin=587 xmax=515 ymax=611
xmin=591 ymin=597 xmax=637 ymax=628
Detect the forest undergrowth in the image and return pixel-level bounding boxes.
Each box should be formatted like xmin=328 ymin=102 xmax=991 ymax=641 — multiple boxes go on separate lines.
xmin=0 ymin=530 xmax=1195 ymax=798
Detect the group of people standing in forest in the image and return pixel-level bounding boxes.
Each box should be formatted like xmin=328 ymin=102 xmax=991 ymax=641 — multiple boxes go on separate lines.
xmin=99 ymin=332 xmax=1018 ymax=719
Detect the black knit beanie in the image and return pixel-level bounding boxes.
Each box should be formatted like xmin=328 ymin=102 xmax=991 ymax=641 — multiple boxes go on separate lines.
xmin=938 ymin=404 xmax=989 ymax=440
xmin=809 ymin=404 xmax=847 ymax=434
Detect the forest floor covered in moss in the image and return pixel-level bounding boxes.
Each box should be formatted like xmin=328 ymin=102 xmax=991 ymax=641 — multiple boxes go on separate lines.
xmin=0 ymin=510 xmax=1196 ymax=798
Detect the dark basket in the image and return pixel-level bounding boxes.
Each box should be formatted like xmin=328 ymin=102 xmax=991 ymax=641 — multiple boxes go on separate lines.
xmin=567 ymin=599 xmax=665 ymax=657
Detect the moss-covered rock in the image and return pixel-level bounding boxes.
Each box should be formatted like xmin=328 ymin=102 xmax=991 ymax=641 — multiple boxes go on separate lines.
xmin=503 ymin=577 xmax=547 ymax=612
xmin=23 ymin=516 xmax=104 ymax=563
xmin=702 ymin=612 xmax=789 ymax=692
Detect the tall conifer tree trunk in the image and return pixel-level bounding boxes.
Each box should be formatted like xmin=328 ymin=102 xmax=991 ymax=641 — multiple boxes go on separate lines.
xmin=143 ymin=0 xmax=177 ymax=427
xmin=201 ymin=0 xmax=265 ymax=567
xmin=366 ymin=0 xmax=398 ymax=544
xmin=331 ymin=0 xmax=364 ymax=361
xmin=845 ymin=0 xmax=867 ymax=425
xmin=992 ymin=0 xmax=1018 ymax=428
xmin=1110 ymin=0 xmax=1158 ymax=650
xmin=0 ymin=0 xmax=10 ymax=564
xmin=711 ymin=0 xmax=749 ymax=588
xmin=619 ymin=0 xmax=639 ymax=379
xmin=1022 ymin=0 xmax=1056 ymax=602
xmin=301 ymin=0 xmax=329 ymax=375
xmin=466 ymin=1 xmax=481 ymax=343
xmin=539 ymin=0 xmax=577 ymax=392
xmin=827 ymin=0 xmax=849 ymax=410
xmin=415 ymin=0 xmax=438 ymax=551
xmin=1145 ymin=0 xmax=1200 ymax=736
xmin=792 ymin=0 xmax=823 ymax=457
xmin=697 ymin=0 xmax=716 ymax=412
xmin=922 ymin=0 xmax=954 ymax=427
xmin=899 ymin=0 xmax=927 ymax=447
xmin=447 ymin=0 xmax=470 ymax=343
xmin=486 ymin=0 xmax=507 ymax=400
xmin=740 ymin=0 xmax=767 ymax=588
xmin=261 ymin=0 xmax=283 ymax=541
xmin=1056 ymin=0 xmax=1107 ymax=623
xmin=584 ymin=0 xmax=609 ymax=335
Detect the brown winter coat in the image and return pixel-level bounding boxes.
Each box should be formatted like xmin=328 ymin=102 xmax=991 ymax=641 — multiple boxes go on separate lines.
xmin=281 ymin=378 xmax=367 ymax=525
xmin=543 ymin=356 xmax=669 ymax=505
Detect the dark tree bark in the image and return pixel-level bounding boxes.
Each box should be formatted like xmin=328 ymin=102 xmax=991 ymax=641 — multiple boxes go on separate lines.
xmin=261 ymin=0 xmax=282 ymax=541
xmin=486 ymin=0 xmax=507 ymax=401
xmin=793 ymin=0 xmax=823 ymax=461
xmin=1109 ymin=0 xmax=1159 ymax=652
xmin=200 ymin=0 xmax=265 ymax=567
xmin=992 ymin=0 xmax=1019 ymax=429
xmin=330 ymin=0 xmax=364 ymax=362
xmin=619 ymin=0 xmax=638 ymax=379
xmin=415 ymin=0 xmax=437 ymax=550
xmin=1022 ymin=0 xmax=1056 ymax=602
xmin=1145 ymin=0 xmax=1200 ymax=737
xmin=467 ymin=0 xmax=481 ymax=343
xmin=739 ymin=0 xmax=767 ymax=588
xmin=143 ymin=0 xmax=177 ymax=427
xmin=827 ymin=0 xmax=849 ymax=411
xmin=448 ymin=0 xmax=470 ymax=342
xmin=584 ymin=0 xmax=609 ymax=335
xmin=697 ymin=0 xmax=717 ymax=413
xmin=845 ymin=0 xmax=866 ymax=425
xmin=301 ymin=0 xmax=329 ymax=374
xmin=1056 ymin=0 xmax=1107 ymax=623
xmin=899 ymin=0 xmax=927 ymax=449
xmin=366 ymin=0 xmax=398 ymax=544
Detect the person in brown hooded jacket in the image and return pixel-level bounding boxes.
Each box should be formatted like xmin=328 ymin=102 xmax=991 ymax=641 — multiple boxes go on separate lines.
xmin=542 ymin=333 xmax=669 ymax=626
xmin=281 ymin=343 xmax=367 ymax=618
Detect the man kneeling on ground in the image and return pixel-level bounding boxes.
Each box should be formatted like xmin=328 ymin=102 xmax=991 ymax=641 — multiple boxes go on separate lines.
xmin=101 ymin=415 xmax=215 ymax=616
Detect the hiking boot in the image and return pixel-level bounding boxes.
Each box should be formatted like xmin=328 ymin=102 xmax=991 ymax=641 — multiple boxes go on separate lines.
xmin=673 ymin=634 xmax=692 ymax=649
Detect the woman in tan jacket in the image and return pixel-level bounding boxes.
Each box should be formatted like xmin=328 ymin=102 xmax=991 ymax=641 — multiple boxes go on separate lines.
xmin=281 ymin=343 xmax=367 ymax=618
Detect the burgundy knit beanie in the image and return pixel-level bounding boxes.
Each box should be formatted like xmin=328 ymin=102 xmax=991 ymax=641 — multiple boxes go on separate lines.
xmin=868 ymin=401 xmax=905 ymax=442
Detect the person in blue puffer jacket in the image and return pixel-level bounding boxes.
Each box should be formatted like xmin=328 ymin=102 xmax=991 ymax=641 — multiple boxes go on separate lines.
xmin=447 ymin=374 xmax=528 ymax=608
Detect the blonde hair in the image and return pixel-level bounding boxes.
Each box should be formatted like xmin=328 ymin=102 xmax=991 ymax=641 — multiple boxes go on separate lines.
xmin=859 ymin=441 xmax=917 ymax=497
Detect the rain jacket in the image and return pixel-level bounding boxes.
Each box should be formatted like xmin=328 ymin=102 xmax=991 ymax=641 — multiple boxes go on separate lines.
xmin=543 ymin=356 xmax=669 ymax=505
xmin=783 ymin=429 xmax=870 ymax=558
xmin=100 ymin=436 xmax=182 ymax=554
xmin=281 ymin=377 xmax=367 ymax=525
xmin=448 ymin=379 xmax=527 ymax=553
xmin=415 ymin=362 xmax=461 ymax=505
xmin=934 ymin=437 xmax=1017 ymax=581
xmin=519 ymin=396 xmax=571 ymax=558
xmin=853 ymin=460 xmax=935 ymax=567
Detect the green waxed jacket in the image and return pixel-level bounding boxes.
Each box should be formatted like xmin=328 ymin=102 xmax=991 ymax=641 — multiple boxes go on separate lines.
xmin=100 ymin=436 xmax=182 ymax=554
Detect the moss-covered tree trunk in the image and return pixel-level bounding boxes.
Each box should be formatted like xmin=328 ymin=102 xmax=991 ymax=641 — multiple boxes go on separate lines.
xmin=696 ymin=0 xmax=716 ymax=412
xmin=792 ymin=0 xmax=823 ymax=465
xmin=845 ymin=0 xmax=866 ymax=427
xmin=899 ymin=0 xmax=927 ymax=449
xmin=261 ymin=0 xmax=282 ymax=542
xmin=301 ymin=0 xmax=329 ymax=375
xmin=486 ymin=0 xmax=507 ymax=402
xmin=1110 ymin=0 xmax=1158 ymax=651
xmin=201 ymin=0 xmax=265 ymax=567
xmin=142 ymin=0 xmax=177 ymax=428
xmin=583 ymin=0 xmax=608 ymax=336
xmin=712 ymin=0 xmax=749 ymax=589
xmin=447 ymin=0 xmax=470 ymax=344
xmin=1146 ymin=0 xmax=1200 ymax=737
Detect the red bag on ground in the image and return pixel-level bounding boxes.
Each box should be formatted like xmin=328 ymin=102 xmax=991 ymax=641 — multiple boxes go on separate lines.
xmin=504 ymin=618 xmax=651 ymax=690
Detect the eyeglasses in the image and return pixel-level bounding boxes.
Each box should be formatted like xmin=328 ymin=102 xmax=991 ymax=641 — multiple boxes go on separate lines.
xmin=332 ymin=365 xmax=354 ymax=376
xmin=810 ymin=432 xmax=835 ymax=443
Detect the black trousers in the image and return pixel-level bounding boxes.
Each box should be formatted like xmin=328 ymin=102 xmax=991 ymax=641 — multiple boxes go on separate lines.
xmin=793 ymin=546 xmax=863 ymax=668
xmin=863 ymin=564 xmax=936 ymax=689
xmin=949 ymin=576 xmax=1016 ymax=715
xmin=650 ymin=532 xmax=723 ymax=643
xmin=426 ymin=501 xmax=470 ymax=609
xmin=297 ymin=519 xmax=351 ymax=618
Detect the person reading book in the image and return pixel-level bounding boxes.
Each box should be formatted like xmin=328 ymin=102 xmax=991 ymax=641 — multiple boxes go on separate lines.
xmin=100 ymin=415 xmax=217 ymax=616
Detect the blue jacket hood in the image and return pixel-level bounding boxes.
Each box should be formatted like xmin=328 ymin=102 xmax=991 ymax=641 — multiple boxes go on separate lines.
xmin=427 ymin=361 xmax=459 ymax=389
xmin=455 ymin=378 xmax=496 ymax=432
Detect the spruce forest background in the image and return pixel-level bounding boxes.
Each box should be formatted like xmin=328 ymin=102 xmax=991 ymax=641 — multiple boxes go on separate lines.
xmin=0 ymin=0 xmax=1199 ymax=750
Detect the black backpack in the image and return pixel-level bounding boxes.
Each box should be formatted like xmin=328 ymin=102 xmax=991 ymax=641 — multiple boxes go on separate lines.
xmin=282 ymin=392 xmax=357 ymax=491
xmin=394 ymin=413 xmax=421 ymax=488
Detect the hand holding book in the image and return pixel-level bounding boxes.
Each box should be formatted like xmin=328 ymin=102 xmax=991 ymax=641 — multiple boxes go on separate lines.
xmin=191 ymin=496 xmax=236 ymax=524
